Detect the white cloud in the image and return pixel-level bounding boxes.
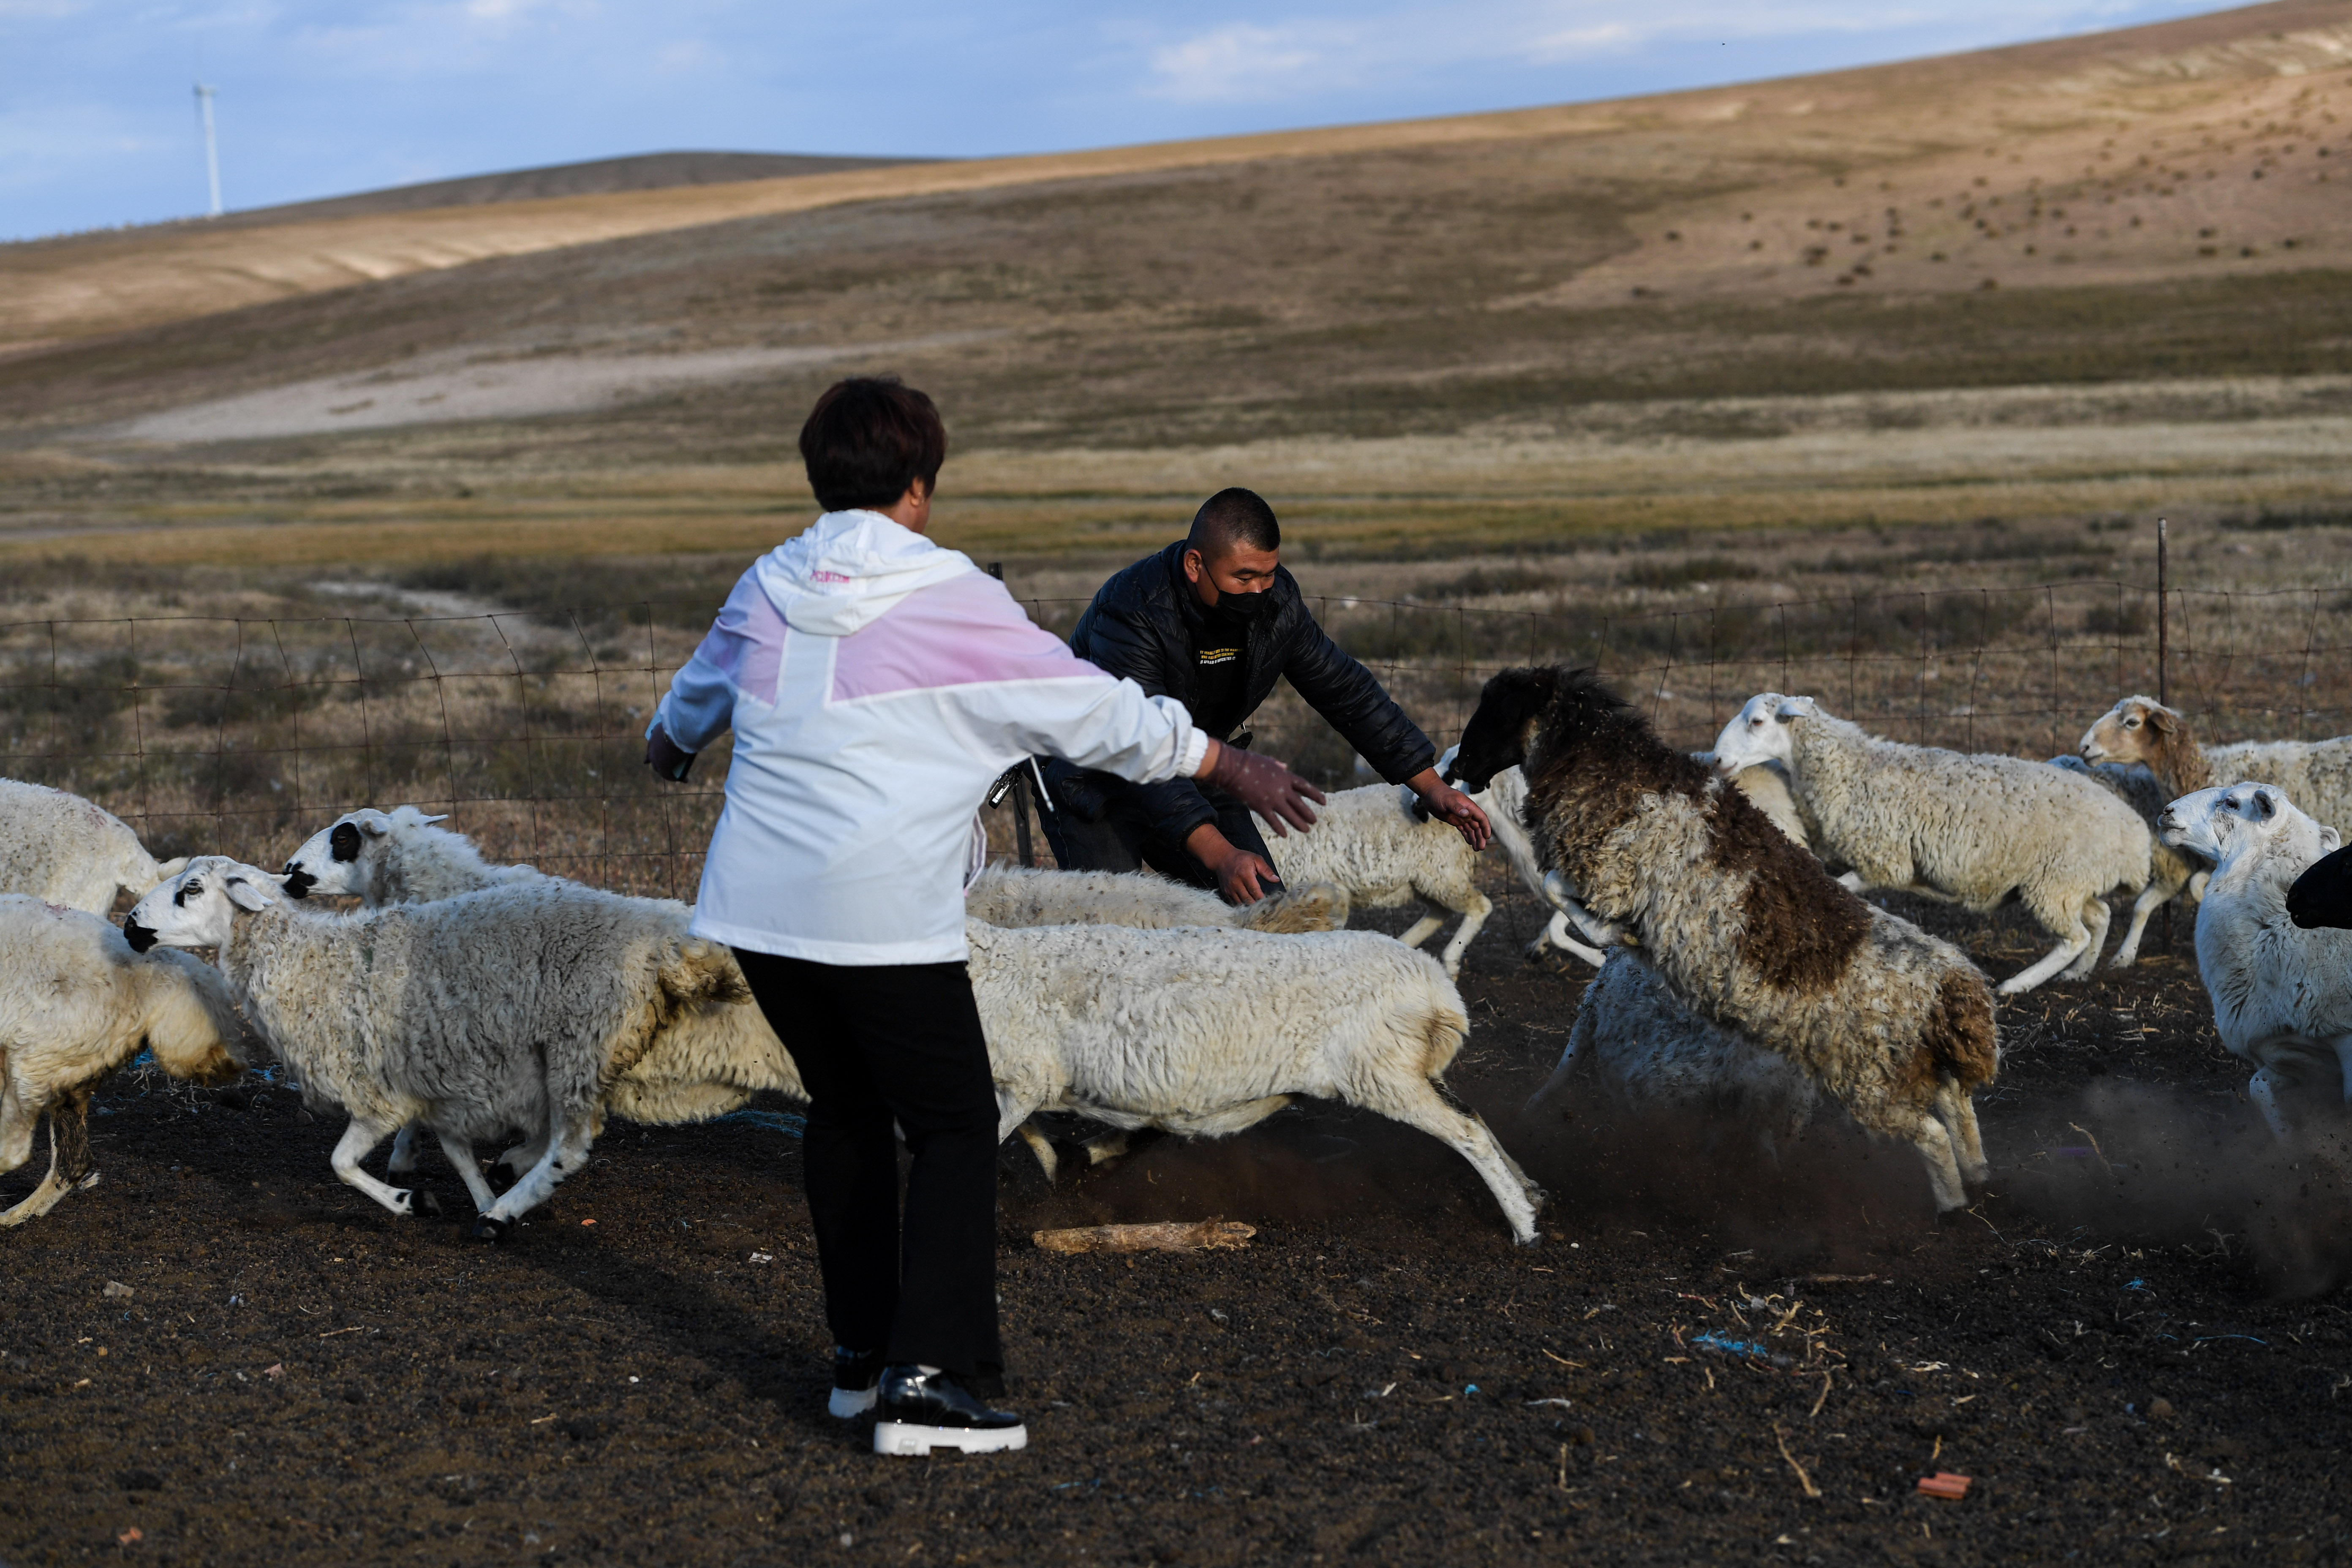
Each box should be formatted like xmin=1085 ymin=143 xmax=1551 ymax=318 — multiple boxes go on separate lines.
xmin=1147 ymin=22 xmax=1342 ymax=101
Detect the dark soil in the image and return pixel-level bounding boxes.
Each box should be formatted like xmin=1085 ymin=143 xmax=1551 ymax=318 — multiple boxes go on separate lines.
xmin=5 ymin=883 xmax=2350 ymax=1566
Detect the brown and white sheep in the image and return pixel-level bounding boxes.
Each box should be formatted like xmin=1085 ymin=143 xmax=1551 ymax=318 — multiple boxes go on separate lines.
xmin=1447 ymin=667 xmax=1999 ymax=1210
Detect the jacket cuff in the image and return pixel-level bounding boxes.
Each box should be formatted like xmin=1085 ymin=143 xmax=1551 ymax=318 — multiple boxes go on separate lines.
xmin=1176 ymin=727 xmax=1210 ymax=780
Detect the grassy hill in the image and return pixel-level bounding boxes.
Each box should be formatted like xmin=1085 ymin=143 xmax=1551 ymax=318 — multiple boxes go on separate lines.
xmin=1 ymin=0 xmax=2347 ymax=567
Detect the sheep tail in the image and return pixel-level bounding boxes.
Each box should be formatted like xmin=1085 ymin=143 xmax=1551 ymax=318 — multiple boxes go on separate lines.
xmin=1922 ymin=970 xmax=1999 ymax=1091
xmin=1243 ymin=880 xmax=1351 ymax=933
xmin=658 ymin=937 xmax=751 ymax=1019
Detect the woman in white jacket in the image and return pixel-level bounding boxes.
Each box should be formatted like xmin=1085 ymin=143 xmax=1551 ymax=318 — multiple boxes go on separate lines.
xmin=646 ymin=378 xmax=1322 ymax=1458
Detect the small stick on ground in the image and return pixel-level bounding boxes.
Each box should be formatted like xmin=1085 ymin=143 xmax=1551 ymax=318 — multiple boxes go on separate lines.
xmin=1774 ymin=1424 xmax=1822 ymax=1499
xmin=2069 ymin=1122 xmax=2116 ymax=1179
xmin=1032 ymin=1220 xmax=1255 ymax=1255
xmin=1810 ymin=1370 xmax=1833 ymax=1418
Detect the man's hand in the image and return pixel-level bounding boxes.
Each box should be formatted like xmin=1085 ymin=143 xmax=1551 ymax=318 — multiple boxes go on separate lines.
xmin=1407 ymin=768 xmax=1492 ymax=851
xmin=1198 ymin=738 xmax=1325 ymax=836
xmin=645 ymin=725 xmax=696 ymax=783
xmin=1186 ymin=825 xmax=1283 ymax=905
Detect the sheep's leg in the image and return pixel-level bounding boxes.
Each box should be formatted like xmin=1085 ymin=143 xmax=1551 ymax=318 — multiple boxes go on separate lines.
xmin=1997 ymin=908 xmax=2093 ymax=996
xmin=1525 ymin=913 xmax=1607 ymax=967
xmin=2106 ymin=881 xmax=2173 ymax=969
xmin=2059 ymin=897 xmax=2112 ymax=981
xmin=1395 ymin=913 xmax=1445 ymax=951
xmin=1910 ymin=1113 xmax=1969 ymax=1212
xmin=1540 ymin=871 xmax=1624 ymax=949
xmin=1015 ymin=1122 xmax=1059 ymax=1182
xmin=329 ymin=1117 xmax=416 ymax=1217
xmin=0 ymin=1115 xmax=74 ymax=1228
xmin=1935 ymin=1078 xmax=1990 ymax=1185
xmin=1082 ymin=1128 xmax=1132 ymax=1166
xmin=386 ymin=1122 xmax=425 ymax=1176
xmin=1435 ymin=889 xmax=1493 ymax=980
xmin=2189 ymin=871 xmax=2210 ymax=904
xmin=480 ymin=1113 xmax=597 ymax=1228
xmin=0 ymin=1059 xmax=33 ymax=1175
xmin=1836 ymin=871 xmax=1868 ymax=893
xmin=1377 ymin=1079 xmax=1545 ymax=1244
xmin=497 ymin=1129 xmax=551 ymax=1177
xmin=433 ymin=1126 xmax=502 ymax=1215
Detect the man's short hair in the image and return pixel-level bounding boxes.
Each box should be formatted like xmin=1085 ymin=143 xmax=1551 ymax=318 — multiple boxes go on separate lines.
xmin=1187 ymin=487 xmax=1281 ymax=558
xmin=799 ymin=377 xmax=948 ymax=513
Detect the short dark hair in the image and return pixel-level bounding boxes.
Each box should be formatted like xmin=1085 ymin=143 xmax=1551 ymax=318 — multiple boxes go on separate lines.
xmin=799 ymin=377 xmax=948 ymax=513
xmin=1187 ymin=487 xmax=1280 ymax=558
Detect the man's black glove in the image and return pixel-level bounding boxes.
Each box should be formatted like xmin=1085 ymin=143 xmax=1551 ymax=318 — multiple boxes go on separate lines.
xmin=645 ymin=726 xmax=696 ymax=783
xmin=1204 ymin=743 xmax=1325 ymax=836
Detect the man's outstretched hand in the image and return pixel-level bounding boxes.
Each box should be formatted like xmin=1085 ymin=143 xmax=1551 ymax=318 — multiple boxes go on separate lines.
xmin=1200 ymin=739 xmax=1325 ymax=836
xmin=645 ymin=726 xmax=696 ymax=783
xmin=1408 ymin=769 xmax=1492 ymax=851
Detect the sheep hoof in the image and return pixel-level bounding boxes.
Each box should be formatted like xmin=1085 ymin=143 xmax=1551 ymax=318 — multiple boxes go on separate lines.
xmin=417 ymin=1191 xmax=443 ymax=1217
xmin=388 ymin=1188 xmax=415 ymax=1217
xmin=467 ymin=1215 xmax=514 ymax=1244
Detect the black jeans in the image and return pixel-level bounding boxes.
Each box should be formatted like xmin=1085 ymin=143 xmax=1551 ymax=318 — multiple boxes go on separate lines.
xmin=1037 ymin=779 xmax=1276 ymax=898
xmin=731 ymin=950 xmax=1003 ymax=1380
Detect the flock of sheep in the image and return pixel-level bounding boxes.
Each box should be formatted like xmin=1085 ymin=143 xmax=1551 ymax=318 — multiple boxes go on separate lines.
xmin=2 ymin=671 xmax=2350 ymax=1248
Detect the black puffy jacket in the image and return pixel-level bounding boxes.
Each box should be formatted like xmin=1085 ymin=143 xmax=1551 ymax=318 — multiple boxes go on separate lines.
xmin=1051 ymin=540 xmax=1435 ymax=845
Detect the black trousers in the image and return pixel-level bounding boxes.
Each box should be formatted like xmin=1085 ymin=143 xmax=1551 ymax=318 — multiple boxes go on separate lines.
xmin=731 ymin=950 xmax=1002 ymax=1379
xmin=1037 ymin=780 xmax=1276 ymax=898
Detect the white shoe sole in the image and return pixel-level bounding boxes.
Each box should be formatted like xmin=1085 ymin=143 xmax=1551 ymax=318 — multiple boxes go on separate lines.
xmin=874 ymin=1420 xmax=1028 ymax=1456
xmin=828 ymin=1385 xmax=878 ymax=1418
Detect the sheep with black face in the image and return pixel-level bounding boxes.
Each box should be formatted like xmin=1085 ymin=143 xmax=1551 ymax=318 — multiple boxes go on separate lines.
xmin=1446 ymin=667 xmax=1999 ymax=1210
xmin=125 ymin=858 xmax=743 ymax=1237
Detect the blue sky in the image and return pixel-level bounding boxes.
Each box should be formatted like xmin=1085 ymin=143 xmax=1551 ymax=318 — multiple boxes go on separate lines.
xmin=3 ymin=0 xmax=2238 ymax=241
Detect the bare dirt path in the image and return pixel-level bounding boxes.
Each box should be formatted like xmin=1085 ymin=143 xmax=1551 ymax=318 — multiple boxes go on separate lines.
xmin=3 ymin=887 xmax=2347 ymax=1565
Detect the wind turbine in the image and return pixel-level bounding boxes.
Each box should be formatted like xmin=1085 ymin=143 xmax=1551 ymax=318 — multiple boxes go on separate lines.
xmin=193 ymin=82 xmax=223 ymax=217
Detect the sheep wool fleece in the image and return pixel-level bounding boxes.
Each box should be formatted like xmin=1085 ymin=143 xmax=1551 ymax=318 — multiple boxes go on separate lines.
xmin=653 ymin=511 xmax=1209 ymax=965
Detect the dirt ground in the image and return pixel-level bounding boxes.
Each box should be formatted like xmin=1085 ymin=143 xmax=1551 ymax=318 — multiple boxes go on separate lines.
xmin=5 ymin=875 xmax=2351 ymax=1568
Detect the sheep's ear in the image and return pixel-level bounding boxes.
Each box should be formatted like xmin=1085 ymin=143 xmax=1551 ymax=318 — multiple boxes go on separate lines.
xmin=2323 ymin=827 xmax=2343 ymax=853
xmin=360 ymin=817 xmax=392 ymax=838
xmin=154 ymin=856 xmax=189 ymax=878
xmin=1774 ymin=695 xmax=1816 ymax=721
xmin=2148 ymin=706 xmax=2177 ymax=735
xmin=224 ymin=875 xmax=276 ymax=912
xmin=2253 ymin=789 xmax=2279 ymax=821
xmin=420 ymin=813 xmax=450 ymax=826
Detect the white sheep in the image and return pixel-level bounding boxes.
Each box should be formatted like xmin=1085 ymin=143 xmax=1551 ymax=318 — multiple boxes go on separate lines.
xmin=963 ymin=863 xmax=1348 ymax=934
xmin=1713 ymin=693 xmax=2151 ymax=995
xmin=0 ymin=895 xmax=250 ymax=1225
xmin=0 ymin=778 xmax=188 ymax=915
xmin=282 ymin=806 xmax=804 ymax=1176
xmin=2157 ymin=783 xmax=2352 ymax=1141
xmin=1449 ymin=668 xmax=1999 ymax=1211
xmin=967 ymin=917 xmax=1546 ymax=1244
xmin=2045 ymin=753 xmax=2205 ymax=966
xmin=125 ymin=859 xmax=745 ymax=1236
xmin=1256 ymin=783 xmax=1491 ymax=976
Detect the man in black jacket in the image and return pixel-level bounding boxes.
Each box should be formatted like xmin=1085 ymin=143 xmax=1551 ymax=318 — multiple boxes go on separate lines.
xmin=1041 ymin=487 xmax=1490 ymax=903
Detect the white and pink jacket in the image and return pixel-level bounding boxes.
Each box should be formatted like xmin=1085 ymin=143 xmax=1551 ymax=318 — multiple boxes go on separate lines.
xmin=651 ymin=511 xmax=1207 ymax=966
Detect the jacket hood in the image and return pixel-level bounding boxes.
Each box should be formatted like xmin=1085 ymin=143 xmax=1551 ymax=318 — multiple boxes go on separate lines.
xmin=753 ymin=510 xmax=980 ymax=636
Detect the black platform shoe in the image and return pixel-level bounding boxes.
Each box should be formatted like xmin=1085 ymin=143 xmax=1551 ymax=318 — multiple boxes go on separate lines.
xmin=829 ymin=1347 xmax=886 ymax=1418
xmin=872 ymin=1365 xmax=1027 ymax=1456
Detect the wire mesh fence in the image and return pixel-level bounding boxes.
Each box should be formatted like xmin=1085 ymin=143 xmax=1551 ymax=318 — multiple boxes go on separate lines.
xmin=2 ymin=574 xmax=2346 ymax=898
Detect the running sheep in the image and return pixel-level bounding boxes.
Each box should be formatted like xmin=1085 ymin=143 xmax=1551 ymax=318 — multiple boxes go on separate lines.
xmin=2158 ymin=783 xmax=2352 ymax=1141
xmin=1255 ymin=783 xmax=1490 ymax=976
xmin=0 ymin=896 xmax=250 ymax=1226
xmin=124 ymin=859 xmax=744 ymax=1237
xmin=282 ymin=806 xmax=804 ymax=1173
xmin=1712 ymin=693 xmax=2151 ymax=994
xmin=968 ymin=917 xmax=1547 ymax=1243
xmin=0 ymin=778 xmax=188 ymax=915
xmin=1448 ymin=668 xmax=1999 ymax=1210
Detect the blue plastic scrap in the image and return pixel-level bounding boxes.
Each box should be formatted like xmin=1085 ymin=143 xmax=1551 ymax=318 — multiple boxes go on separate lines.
xmin=1690 ymin=1331 xmax=1771 ymax=1359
